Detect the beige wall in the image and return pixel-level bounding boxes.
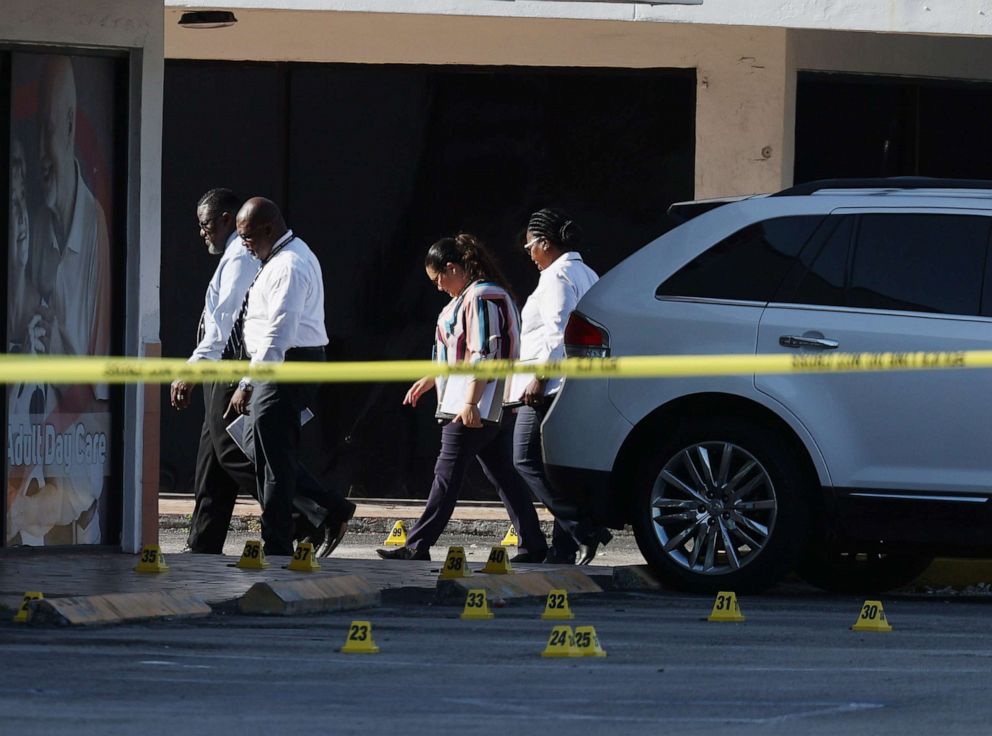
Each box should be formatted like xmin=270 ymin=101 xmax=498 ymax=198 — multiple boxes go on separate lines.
xmin=167 ymin=9 xmax=794 ymax=198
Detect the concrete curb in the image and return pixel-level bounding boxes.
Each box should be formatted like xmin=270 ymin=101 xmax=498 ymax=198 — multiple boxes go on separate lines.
xmin=610 ymin=560 xmax=992 ymax=593
xmin=28 ymin=591 xmax=212 ymax=626
xmin=912 ymin=558 xmax=992 ymax=590
xmin=238 ymin=574 xmax=381 ymax=615
xmin=434 ymin=567 xmax=602 ymax=604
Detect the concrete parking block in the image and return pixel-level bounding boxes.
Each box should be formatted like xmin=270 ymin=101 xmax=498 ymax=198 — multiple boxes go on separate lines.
xmin=29 ymin=591 xmax=212 ymax=626
xmin=435 ymin=567 xmax=602 ymax=604
xmin=238 ymin=574 xmax=380 ymax=615
xmin=611 ymin=564 xmax=666 ymax=591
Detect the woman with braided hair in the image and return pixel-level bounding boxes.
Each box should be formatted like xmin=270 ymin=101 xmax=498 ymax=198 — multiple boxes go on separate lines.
xmin=511 ymin=208 xmax=611 ymax=564
xmin=377 ymin=233 xmax=547 ymax=562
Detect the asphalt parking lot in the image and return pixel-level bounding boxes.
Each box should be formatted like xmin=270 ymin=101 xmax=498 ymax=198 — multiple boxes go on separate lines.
xmin=2 ymin=589 xmax=992 ymax=735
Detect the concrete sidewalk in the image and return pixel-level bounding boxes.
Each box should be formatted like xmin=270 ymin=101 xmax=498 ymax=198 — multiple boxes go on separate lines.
xmin=159 ymin=492 xmax=552 ymax=523
xmin=158 ymin=493 xmax=555 ymax=537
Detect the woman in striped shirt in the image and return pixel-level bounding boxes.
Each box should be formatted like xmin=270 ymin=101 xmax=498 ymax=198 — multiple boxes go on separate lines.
xmin=377 ymin=233 xmax=547 ymax=562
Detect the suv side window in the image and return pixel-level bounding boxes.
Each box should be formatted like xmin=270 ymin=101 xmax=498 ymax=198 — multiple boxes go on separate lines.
xmin=781 ymin=215 xmax=853 ymax=308
xmin=850 ymin=214 xmax=990 ymax=316
xmin=656 ymin=216 xmax=825 ymax=303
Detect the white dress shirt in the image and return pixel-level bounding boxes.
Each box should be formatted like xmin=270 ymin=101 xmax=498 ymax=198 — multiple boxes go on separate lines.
xmin=518 ymin=252 xmax=599 ymax=394
xmin=243 ymin=230 xmax=328 ymax=364
xmin=188 ymin=231 xmax=257 ymax=362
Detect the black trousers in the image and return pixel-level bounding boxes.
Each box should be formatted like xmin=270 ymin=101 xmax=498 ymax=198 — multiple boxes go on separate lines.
xmin=248 ymin=347 xmax=355 ymax=556
xmin=404 ymin=412 xmax=547 ymax=558
xmin=186 ymin=379 xmax=344 ymax=554
xmin=512 ymin=404 xmax=606 ymax=560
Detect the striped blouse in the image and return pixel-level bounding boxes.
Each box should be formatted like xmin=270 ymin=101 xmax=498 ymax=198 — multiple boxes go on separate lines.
xmin=434 ymin=281 xmax=521 ymax=366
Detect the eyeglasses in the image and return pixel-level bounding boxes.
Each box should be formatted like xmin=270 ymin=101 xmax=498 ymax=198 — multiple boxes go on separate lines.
xmin=198 ymin=215 xmax=220 ymax=232
xmin=523 ymin=236 xmax=544 ymax=251
xmin=239 ymin=222 xmax=272 ymax=243
xmin=430 ymin=270 xmax=445 ymax=287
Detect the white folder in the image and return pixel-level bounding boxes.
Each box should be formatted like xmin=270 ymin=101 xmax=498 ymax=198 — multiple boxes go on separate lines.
xmin=435 ymin=375 xmax=504 ymax=424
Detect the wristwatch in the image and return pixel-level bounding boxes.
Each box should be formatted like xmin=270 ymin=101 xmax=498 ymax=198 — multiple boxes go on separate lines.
xmin=238 ymin=377 xmax=254 ymax=392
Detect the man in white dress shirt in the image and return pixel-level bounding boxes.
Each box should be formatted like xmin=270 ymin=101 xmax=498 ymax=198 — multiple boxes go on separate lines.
xmin=172 ymin=190 xmax=343 ymax=554
xmin=170 ymin=188 xmax=258 ymax=552
xmin=227 ymin=197 xmax=354 ymax=556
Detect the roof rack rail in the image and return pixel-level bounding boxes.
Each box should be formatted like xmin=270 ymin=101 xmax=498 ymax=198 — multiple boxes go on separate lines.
xmin=772 ymin=177 xmax=992 ymax=197
xmin=667 ymin=195 xmax=749 ymax=224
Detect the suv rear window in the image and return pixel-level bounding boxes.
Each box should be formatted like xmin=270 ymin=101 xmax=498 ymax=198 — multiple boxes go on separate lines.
xmin=656 ymin=216 xmax=825 ymax=303
xmin=850 ymin=214 xmax=990 ymax=315
xmin=780 ymin=213 xmax=991 ymax=316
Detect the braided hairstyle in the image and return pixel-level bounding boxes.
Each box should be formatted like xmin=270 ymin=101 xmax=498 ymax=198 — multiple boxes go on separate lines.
xmin=527 ymin=208 xmax=582 ymax=251
xmin=425 ymin=232 xmax=513 ymax=295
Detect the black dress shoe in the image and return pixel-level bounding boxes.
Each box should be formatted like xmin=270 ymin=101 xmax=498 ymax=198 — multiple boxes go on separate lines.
xmin=577 ymin=529 xmax=613 ymax=565
xmin=316 ymin=503 xmax=357 ymax=558
xmin=376 ymin=546 xmax=431 ymax=561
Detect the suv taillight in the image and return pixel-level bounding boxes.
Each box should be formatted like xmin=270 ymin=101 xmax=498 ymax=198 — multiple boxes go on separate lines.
xmin=564 ymin=312 xmax=611 ymax=358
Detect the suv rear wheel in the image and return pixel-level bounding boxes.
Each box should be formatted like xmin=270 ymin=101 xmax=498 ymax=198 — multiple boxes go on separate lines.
xmin=632 ymin=416 xmax=812 ymax=593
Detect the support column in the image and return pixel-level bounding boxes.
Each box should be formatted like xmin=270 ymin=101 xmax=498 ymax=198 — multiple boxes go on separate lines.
xmin=694 ymin=27 xmax=795 ymax=198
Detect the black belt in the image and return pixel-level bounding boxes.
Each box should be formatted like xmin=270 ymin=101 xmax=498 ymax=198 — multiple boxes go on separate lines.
xmin=285 ymin=346 xmax=326 ymax=362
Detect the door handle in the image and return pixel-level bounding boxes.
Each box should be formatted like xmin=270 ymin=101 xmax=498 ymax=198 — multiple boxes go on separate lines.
xmin=779 ymin=335 xmax=839 ymax=350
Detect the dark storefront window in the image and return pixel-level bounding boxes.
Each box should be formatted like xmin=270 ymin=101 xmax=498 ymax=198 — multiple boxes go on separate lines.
xmin=4 ymin=49 xmax=127 ymax=546
xmin=162 ymin=61 xmax=695 ymax=501
xmin=796 ymin=72 xmax=992 ymax=183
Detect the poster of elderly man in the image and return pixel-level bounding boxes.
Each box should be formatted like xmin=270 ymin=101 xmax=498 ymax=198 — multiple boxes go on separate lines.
xmin=6 ymin=52 xmax=118 ymax=546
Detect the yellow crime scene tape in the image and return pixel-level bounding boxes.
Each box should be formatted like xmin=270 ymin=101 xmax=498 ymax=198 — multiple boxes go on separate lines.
xmin=0 ymin=350 xmax=981 ymax=384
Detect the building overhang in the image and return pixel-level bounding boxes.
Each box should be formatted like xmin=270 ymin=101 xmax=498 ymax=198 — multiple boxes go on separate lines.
xmin=164 ymin=0 xmax=992 ymax=37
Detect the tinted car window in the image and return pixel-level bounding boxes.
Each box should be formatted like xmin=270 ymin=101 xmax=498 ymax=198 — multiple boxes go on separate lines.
xmin=657 ymin=216 xmax=825 ymax=302
xmin=849 ymin=214 xmax=990 ymax=315
xmin=781 ymin=215 xmax=853 ymax=307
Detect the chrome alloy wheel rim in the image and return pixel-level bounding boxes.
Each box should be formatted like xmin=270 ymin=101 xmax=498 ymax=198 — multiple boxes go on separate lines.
xmin=650 ymin=442 xmax=777 ymax=575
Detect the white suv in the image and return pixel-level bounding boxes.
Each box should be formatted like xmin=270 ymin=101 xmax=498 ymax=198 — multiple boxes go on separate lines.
xmin=542 ymin=178 xmax=992 ymax=593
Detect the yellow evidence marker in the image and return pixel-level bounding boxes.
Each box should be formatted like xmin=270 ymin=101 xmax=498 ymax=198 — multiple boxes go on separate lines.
xmin=383 ymin=520 xmax=407 ymax=547
xmin=541 ymin=589 xmax=575 ymax=620
xmin=235 ymin=539 xmax=269 ymax=570
xmin=287 ymin=541 xmax=321 ymax=572
xmin=341 ymin=620 xmax=380 ymax=654
xmin=439 ymin=546 xmax=473 ymax=580
xmin=852 ymin=600 xmax=893 ymax=632
xmin=707 ymin=591 xmax=745 ymax=622
xmin=134 ymin=544 xmax=169 ymax=573
xmin=541 ymin=625 xmax=582 ymax=658
xmin=13 ymin=592 xmax=43 ymax=623
xmin=500 ymin=525 xmax=520 ymax=546
xmin=460 ymin=589 xmax=495 ymax=620
xmin=574 ymin=625 xmax=607 ymax=657
xmin=481 ymin=545 xmax=513 ymax=575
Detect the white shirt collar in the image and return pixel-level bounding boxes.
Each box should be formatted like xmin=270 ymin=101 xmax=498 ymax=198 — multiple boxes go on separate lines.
xmin=272 ymin=229 xmax=294 ymax=250
xmin=542 ymin=251 xmax=582 ymax=276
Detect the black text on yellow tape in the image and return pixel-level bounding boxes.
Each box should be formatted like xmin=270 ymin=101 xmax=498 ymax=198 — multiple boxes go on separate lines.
xmin=0 ymin=351 xmax=984 ymax=384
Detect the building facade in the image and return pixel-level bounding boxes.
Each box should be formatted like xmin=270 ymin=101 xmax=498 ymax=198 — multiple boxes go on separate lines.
xmin=157 ymin=1 xmax=992 ymax=503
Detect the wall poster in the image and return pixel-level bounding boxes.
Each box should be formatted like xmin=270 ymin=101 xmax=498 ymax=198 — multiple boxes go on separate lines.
xmin=6 ymin=52 xmax=119 ymax=545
